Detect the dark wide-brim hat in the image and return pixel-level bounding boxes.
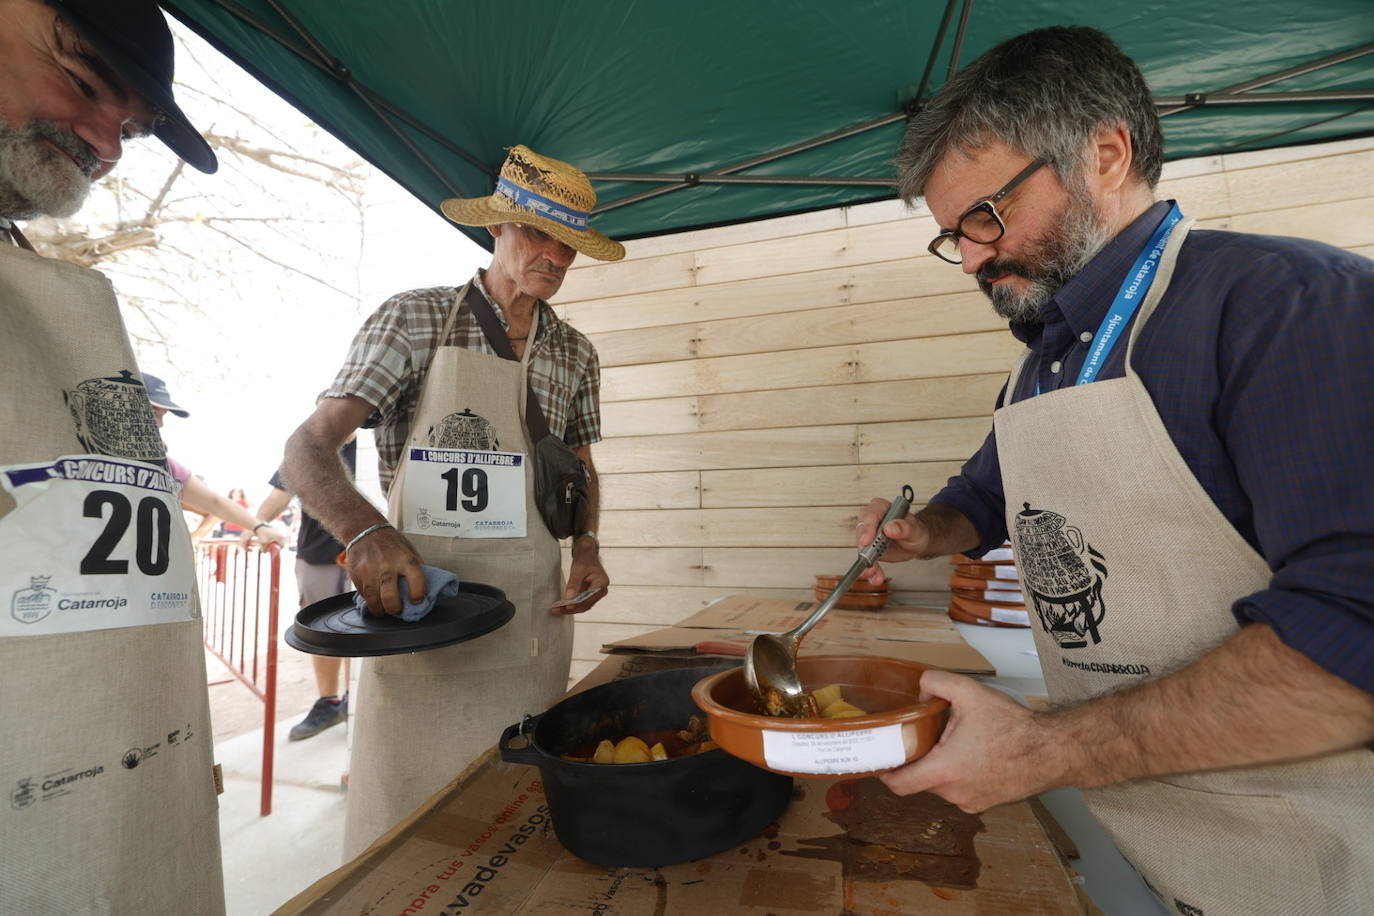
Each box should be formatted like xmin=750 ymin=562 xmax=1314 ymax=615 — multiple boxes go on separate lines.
xmin=50 ymin=0 xmax=217 ymax=173
xmin=441 ymin=145 xmax=624 ymax=261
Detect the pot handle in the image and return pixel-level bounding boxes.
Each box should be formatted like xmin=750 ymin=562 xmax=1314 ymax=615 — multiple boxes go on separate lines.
xmin=498 ymin=713 xmax=542 ymax=767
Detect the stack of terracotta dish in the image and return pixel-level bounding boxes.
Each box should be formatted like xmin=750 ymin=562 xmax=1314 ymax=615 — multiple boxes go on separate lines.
xmin=813 ymin=573 xmax=889 ymax=610
xmin=947 ymin=542 xmax=1029 ymax=628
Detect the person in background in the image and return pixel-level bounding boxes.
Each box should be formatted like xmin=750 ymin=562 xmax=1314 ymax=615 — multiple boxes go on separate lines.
xmin=282 ymin=145 xmax=616 ymax=858
xmin=216 ymin=486 xmax=250 ymax=537
xmin=0 ymin=1 xmax=227 ymax=910
xmin=854 ymin=26 xmax=1374 ymax=915
xmin=247 ymin=430 xmax=359 ymax=740
xmin=143 ymin=373 xmax=286 ymax=549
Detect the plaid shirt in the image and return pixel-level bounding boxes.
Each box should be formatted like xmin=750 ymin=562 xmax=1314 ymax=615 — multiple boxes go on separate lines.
xmin=934 ymin=201 xmax=1374 ymax=693
xmin=325 ymin=271 xmax=601 ymax=492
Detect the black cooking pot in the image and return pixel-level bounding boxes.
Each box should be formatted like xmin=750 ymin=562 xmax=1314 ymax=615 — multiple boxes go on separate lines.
xmin=498 ymin=665 xmax=792 ymax=868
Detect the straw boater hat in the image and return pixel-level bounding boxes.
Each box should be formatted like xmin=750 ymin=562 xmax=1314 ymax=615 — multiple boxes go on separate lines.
xmin=441 ymin=145 xmax=625 ymax=261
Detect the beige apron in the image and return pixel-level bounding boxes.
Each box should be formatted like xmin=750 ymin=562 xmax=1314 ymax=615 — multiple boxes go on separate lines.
xmin=343 ymin=285 xmax=570 ymax=858
xmin=996 ymin=219 xmax=1374 ymax=915
xmin=0 ymin=242 xmax=225 ymax=914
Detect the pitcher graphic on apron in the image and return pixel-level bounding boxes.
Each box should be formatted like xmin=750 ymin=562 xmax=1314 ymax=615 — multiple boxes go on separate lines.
xmin=0 ymin=242 xmax=225 ymax=914
xmin=343 ymin=285 xmax=572 ymax=858
xmin=995 ymin=214 xmax=1374 ymax=914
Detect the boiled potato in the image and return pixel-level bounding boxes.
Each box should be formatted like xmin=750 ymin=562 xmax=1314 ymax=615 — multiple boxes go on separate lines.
xmin=612 ymin=735 xmax=652 ymax=764
xmin=821 ymin=699 xmax=868 ymax=719
xmin=650 ymin=742 xmax=669 ymax=761
xmin=812 ymin=684 xmax=844 ymax=710
xmin=592 ymin=739 xmax=615 ymax=764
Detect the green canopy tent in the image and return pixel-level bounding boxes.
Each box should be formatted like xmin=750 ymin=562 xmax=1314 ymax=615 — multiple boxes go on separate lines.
xmin=163 ymin=0 xmax=1374 ymax=251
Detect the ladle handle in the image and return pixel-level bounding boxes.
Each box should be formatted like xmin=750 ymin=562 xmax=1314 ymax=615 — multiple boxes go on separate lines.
xmin=858 ymin=485 xmax=915 ymax=567
xmin=787 ymin=485 xmax=916 ymax=642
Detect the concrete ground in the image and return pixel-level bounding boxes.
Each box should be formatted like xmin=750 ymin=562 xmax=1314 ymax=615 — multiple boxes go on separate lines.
xmin=208 ymin=555 xmax=353 ymax=915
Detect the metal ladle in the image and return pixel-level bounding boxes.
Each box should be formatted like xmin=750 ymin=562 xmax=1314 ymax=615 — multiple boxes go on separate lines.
xmin=745 ymin=486 xmax=915 ymax=715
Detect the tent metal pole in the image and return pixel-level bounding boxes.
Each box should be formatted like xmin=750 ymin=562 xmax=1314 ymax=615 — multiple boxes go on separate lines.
xmin=259 ymin=0 xmax=471 ymax=196
xmin=593 ymin=110 xmax=905 ymax=213
xmin=1155 ymin=89 xmax=1374 ymax=107
xmin=912 ymin=0 xmax=959 ymax=108
xmin=946 ymin=0 xmax=975 ymax=81
xmin=711 ymin=113 xmax=907 ymax=176
xmin=260 ymin=0 xmax=337 ymax=76
xmin=1158 ymin=41 xmax=1374 ymax=117
xmin=172 ymin=0 xmax=321 ymax=67
xmin=588 ymin=173 xmax=896 ymax=187
xmin=193 ymin=0 xmax=494 ymax=178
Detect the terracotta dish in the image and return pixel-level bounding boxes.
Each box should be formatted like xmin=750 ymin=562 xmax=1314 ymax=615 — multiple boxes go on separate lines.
xmin=812 ymin=573 xmax=889 ymax=610
xmin=952 ymin=562 xmax=1020 ymax=581
xmin=691 ymin=655 xmax=948 ymax=779
xmin=947 ymin=600 xmax=1023 ymax=629
xmin=950 ymin=596 xmax=1030 ymax=628
xmin=949 ymin=572 xmax=1020 ymax=590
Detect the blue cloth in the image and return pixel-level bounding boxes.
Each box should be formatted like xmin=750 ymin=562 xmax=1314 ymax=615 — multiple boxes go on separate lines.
xmin=353 ymin=565 xmax=460 ymax=622
xmin=932 ymin=201 xmax=1374 ymax=694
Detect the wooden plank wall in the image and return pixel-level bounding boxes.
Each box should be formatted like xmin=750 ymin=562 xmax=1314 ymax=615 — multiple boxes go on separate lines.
xmin=554 ymin=135 xmax=1374 ymax=683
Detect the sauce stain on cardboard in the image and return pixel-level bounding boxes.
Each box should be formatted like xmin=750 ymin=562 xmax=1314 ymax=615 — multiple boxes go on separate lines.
xmin=781 ymin=778 xmax=985 ymax=889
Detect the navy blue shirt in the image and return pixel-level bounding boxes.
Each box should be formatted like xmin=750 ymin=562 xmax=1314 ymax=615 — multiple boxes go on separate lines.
xmin=932 ymin=201 xmax=1374 ymax=694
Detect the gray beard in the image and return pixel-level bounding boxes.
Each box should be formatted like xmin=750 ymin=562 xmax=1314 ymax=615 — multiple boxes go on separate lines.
xmin=975 ymin=187 xmax=1112 ymax=325
xmin=0 ymin=119 xmax=99 ymax=220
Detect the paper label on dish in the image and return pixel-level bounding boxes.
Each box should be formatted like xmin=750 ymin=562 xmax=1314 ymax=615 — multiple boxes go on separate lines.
xmin=761 ymin=724 xmax=906 ymax=775
xmin=990 ymin=607 xmax=1030 ymax=625
xmin=982 ymin=546 xmax=1015 ymax=562
xmin=994 ymin=564 xmax=1019 ymax=578
xmin=984 ymin=588 xmax=1023 ymax=602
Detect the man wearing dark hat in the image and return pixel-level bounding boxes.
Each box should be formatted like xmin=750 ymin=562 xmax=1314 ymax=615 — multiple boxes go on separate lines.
xmin=284 ymin=144 xmax=619 ymax=857
xmin=0 ymin=1 xmax=225 ymax=912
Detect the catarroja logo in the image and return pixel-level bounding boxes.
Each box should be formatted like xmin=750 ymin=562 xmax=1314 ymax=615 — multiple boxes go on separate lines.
xmin=10 ymin=778 xmax=35 ymax=810
xmin=12 ymin=575 xmax=56 ymax=624
xmin=416 ymin=507 xmax=432 ymax=530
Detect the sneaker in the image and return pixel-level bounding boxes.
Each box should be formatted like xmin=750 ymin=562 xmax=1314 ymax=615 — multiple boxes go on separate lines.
xmin=289 ymin=696 xmax=347 ymax=741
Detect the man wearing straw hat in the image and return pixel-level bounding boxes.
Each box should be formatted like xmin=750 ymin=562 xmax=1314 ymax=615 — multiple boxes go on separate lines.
xmin=284 ymin=145 xmax=620 ymax=856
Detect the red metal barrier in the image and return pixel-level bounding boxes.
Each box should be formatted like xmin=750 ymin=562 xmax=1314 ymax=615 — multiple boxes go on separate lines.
xmin=197 ymin=538 xmax=281 ymax=816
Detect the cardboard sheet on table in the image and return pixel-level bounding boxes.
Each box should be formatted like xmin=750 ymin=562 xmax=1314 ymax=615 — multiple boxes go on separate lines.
xmin=276 ymin=654 xmax=1087 ymax=916
xmin=601 ymin=596 xmax=994 ymax=676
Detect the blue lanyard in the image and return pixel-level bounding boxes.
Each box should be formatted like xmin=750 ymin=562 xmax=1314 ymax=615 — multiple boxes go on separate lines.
xmin=1033 ymin=203 xmax=1184 ymax=396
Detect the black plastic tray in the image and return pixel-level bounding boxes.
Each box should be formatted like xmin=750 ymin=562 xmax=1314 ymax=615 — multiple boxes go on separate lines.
xmin=284 ymin=581 xmax=514 ymax=657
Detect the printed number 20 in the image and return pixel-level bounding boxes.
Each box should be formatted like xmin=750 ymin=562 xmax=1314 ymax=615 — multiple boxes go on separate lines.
xmin=441 ymin=467 xmax=489 ymax=512
xmin=80 ymin=490 xmax=172 ymax=575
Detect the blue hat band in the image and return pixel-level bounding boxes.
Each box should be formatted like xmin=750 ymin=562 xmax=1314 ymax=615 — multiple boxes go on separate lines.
xmin=495 ymin=177 xmax=589 ymax=232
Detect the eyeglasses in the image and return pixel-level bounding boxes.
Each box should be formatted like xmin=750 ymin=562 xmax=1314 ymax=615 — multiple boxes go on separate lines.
xmin=927 ymin=157 xmax=1048 ymax=264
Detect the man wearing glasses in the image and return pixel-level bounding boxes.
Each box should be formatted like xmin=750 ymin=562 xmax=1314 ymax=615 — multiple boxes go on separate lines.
xmin=1 ymin=1 xmax=225 ymax=912
xmin=855 ymin=26 xmax=1374 ymax=914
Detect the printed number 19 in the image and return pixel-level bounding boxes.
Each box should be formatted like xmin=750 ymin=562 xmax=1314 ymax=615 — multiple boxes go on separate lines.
xmin=441 ymin=467 xmax=489 ymax=512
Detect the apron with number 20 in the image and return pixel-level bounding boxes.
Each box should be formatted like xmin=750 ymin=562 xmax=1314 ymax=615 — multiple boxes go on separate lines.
xmin=344 ymin=284 xmax=571 ymax=859
xmin=0 ymin=241 xmax=224 ymax=914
